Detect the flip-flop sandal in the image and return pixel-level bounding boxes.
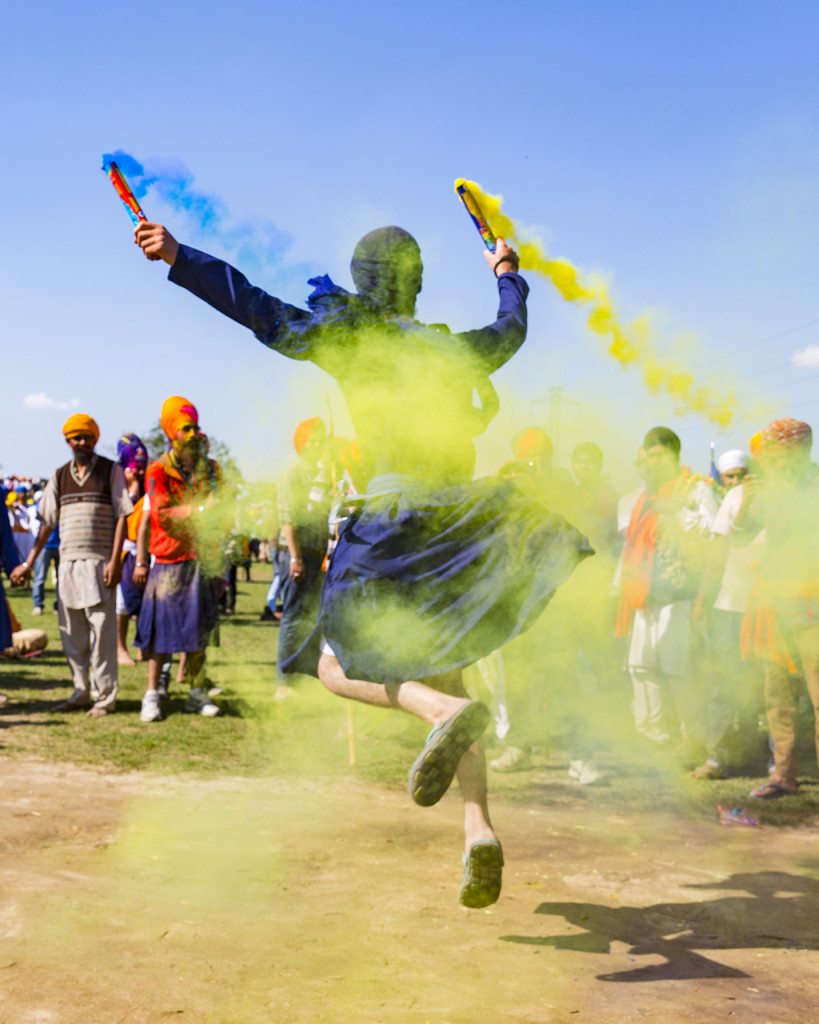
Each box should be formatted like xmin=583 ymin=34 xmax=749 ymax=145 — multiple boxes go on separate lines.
xmin=460 ymin=839 xmax=504 ymax=908
xmin=408 ymin=701 xmax=490 ymax=807
xmin=749 ymin=781 xmax=797 ymax=799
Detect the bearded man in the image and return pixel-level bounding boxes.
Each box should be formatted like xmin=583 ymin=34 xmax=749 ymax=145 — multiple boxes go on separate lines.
xmin=13 ymin=414 xmax=131 ymax=715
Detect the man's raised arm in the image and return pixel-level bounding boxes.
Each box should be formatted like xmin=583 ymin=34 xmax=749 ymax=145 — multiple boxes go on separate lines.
xmin=458 ymin=237 xmax=529 ymax=374
xmin=134 ymin=222 xmax=314 ymax=358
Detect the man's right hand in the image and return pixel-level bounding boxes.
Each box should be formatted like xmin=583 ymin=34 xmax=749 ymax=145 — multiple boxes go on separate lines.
xmin=133 ymin=564 xmax=150 ymax=589
xmin=10 ymin=563 xmax=30 ymax=586
xmin=134 ymin=222 xmax=180 ymax=266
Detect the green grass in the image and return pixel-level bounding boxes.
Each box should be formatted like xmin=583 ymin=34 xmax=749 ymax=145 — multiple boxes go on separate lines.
xmin=2 ymin=567 xmax=817 ymax=827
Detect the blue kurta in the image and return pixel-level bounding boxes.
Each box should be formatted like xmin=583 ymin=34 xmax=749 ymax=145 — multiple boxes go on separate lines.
xmin=170 ymin=246 xmax=528 ymax=484
xmin=168 ymin=246 xmax=591 ymax=681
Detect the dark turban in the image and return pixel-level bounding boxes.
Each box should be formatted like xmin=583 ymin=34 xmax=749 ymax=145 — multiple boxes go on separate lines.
xmin=351 ymin=226 xmax=422 ymax=316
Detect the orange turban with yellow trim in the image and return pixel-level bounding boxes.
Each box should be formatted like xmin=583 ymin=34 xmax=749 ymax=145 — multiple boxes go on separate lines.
xmin=160 ymin=395 xmax=199 ymax=440
xmin=293 ymin=417 xmax=326 ymax=455
xmin=62 ymin=413 xmax=100 ymax=443
xmin=513 ymin=427 xmax=553 ymax=461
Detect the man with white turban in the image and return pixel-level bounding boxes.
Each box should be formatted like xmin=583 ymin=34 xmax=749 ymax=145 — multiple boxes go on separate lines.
xmin=691 ymin=446 xmax=764 ymax=779
xmin=716 ymin=449 xmax=748 ymax=491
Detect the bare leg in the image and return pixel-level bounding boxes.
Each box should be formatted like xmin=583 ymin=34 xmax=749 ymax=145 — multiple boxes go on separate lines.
xmin=437 ymin=670 xmax=497 ymax=848
xmin=117 ymin=613 xmax=135 ymax=666
xmin=139 ymin=650 xmax=168 ymax=722
xmin=318 ymin=654 xmax=495 ymax=847
xmin=145 ymin=652 xmax=164 ymax=692
xmin=795 ymin=625 xmax=819 ymax=772
xmin=186 ymin=650 xmax=206 ymax=689
xmin=318 ymin=653 xmax=469 ymax=726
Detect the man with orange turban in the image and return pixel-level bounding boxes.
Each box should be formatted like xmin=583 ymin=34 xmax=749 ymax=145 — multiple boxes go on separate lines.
xmin=62 ymin=413 xmax=101 ymax=445
xmin=273 ymin=417 xmax=332 ymax=698
xmin=132 ymin=396 xmax=223 ymax=722
xmin=741 ymin=419 xmax=819 ymax=798
xmin=12 ymin=413 xmax=132 ymax=715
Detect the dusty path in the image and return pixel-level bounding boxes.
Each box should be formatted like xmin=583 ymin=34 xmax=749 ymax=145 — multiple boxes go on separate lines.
xmin=1 ymin=759 xmax=817 ymax=1023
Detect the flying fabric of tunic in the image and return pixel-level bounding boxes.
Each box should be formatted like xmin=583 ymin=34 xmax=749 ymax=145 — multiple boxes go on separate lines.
xmin=169 ymin=246 xmax=592 ymax=681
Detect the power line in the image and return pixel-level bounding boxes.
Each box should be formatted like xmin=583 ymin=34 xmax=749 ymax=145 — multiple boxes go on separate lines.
xmin=586 ymin=315 xmax=819 ymax=405
xmin=691 ymin=316 xmax=819 ymax=369
xmin=757 ymin=367 xmax=819 ymax=396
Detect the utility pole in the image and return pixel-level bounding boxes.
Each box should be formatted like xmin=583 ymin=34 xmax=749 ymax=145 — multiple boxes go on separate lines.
xmin=529 ymin=387 xmax=581 ymax=466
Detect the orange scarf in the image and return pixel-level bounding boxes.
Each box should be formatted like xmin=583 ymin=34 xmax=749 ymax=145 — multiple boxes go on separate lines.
xmin=615 ymin=489 xmax=658 ymax=637
xmin=615 ymin=473 xmax=699 ymax=636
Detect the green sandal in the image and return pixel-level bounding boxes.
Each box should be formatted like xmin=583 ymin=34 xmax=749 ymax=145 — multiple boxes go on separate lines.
xmin=460 ymin=839 xmax=504 ymax=908
xmin=408 ymin=701 xmax=490 ymax=807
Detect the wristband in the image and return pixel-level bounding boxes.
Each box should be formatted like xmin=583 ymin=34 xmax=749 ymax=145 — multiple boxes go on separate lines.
xmin=135 ymin=561 xmax=149 ymax=568
xmin=493 ymin=255 xmax=519 ymax=277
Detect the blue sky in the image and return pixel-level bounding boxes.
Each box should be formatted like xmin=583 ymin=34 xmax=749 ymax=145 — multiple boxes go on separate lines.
xmin=3 ymin=0 xmax=819 ymax=483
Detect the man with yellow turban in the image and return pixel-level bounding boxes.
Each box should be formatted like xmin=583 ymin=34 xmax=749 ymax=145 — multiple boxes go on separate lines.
xmin=12 ymin=413 xmax=132 ymax=715
xmin=132 ymin=396 xmax=223 ymax=722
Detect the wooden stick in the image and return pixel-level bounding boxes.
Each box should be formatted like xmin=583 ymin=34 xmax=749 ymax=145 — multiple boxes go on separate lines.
xmin=346 ymin=703 xmax=357 ymax=766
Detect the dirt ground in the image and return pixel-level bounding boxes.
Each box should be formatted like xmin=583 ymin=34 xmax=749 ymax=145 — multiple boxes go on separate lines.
xmin=1 ymin=759 xmax=817 ymax=1024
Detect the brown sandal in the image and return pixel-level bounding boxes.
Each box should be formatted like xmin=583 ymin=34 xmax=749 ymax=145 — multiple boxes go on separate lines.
xmin=749 ymin=780 xmax=797 ymax=799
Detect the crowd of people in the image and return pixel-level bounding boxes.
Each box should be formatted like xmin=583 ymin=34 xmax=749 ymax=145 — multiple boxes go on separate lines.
xmin=4 ymin=214 xmax=819 ymax=911
xmin=5 ymin=409 xmax=818 ymax=804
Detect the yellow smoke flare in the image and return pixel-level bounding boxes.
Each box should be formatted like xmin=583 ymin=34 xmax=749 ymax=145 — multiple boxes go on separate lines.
xmin=461 ymin=180 xmax=736 ymax=427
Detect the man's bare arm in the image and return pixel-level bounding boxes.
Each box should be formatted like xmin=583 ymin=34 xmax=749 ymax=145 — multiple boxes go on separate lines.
xmin=104 ymin=516 xmax=128 ymax=588
xmin=10 ymin=523 xmax=53 ymax=585
xmin=282 ymin=523 xmax=304 ymax=582
xmin=133 ymin=503 xmax=152 ymax=588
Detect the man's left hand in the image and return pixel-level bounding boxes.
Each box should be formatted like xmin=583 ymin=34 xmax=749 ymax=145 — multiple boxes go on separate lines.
xmin=134 ymin=222 xmax=180 ymax=265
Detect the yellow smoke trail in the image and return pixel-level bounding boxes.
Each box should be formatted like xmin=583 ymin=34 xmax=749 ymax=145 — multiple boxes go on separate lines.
xmin=459 ymin=179 xmax=736 ymax=427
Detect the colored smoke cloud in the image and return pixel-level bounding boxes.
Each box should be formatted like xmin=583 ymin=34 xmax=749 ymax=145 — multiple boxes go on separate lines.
xmin=462 ymin=179 xmax=737 ymax=427
xmin=102 ymin=150 xmax=308 ymax=280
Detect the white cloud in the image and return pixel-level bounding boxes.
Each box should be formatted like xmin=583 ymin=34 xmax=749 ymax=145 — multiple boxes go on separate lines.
xmin=791 ymin=346 xmax=819 ymax=369
xmin=22 ymin=392 xmax=80 ymax=412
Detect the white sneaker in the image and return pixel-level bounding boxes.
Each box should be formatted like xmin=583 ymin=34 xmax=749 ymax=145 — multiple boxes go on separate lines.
xmin=489 ymin=746 xmax=531 ymax=772
xmin=31 ymin=606 xmax=43 ymax=617
xmin=184 ymin=687 xmax=222 ymax=717
xmin=568 ymin=759 xmax=603 ymax=785
xmin=140 ymin=690 xmax=163 ymax=723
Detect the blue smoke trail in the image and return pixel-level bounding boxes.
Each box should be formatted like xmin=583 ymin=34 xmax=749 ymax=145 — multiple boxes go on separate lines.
xmin=102 ymin=150 xmax=312 ymax=283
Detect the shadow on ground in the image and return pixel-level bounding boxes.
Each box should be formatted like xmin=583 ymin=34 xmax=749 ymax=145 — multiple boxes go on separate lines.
xmin=501 ymin=870 xmax=819 ymax=981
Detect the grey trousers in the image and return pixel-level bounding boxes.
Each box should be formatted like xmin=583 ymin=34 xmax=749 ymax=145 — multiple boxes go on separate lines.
xmin=58 ymin=589 xmax=118 ymax=709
